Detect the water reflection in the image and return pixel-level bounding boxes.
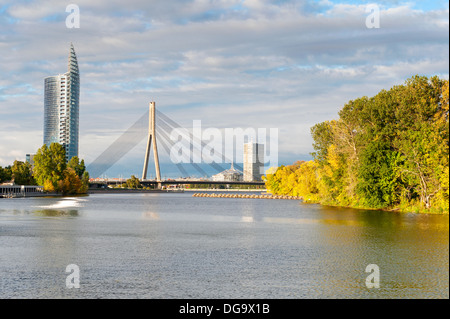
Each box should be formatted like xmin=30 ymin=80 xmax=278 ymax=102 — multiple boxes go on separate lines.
xmin=1 ymin=208 xmax=79 ymax=218
xmin=33 ymin=209 xmax=79 ymax=217
xmin=263 ymin=217 xmax=319 ymax=225
xmin=37 ymin=198 xmax=85 ymax=209
xmin=313 ymin=205 xmax=449 ymax=298
xmin=31 ymin=197 xmax=85 ymax=217
xmin=241 ymin=216 xmax=254 ymax=223
xmin=142 ymin=212 xmax=160 ymax=220
xmin=318 ymin=205 xmax=449 ymax=231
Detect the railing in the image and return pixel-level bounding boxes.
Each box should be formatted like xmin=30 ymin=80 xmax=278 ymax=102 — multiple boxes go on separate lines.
xmin=0 ymin=185 xmax=44 ymax=198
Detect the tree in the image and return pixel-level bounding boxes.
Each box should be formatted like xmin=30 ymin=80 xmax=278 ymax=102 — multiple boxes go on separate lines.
xmin=80 ymin=171 xmax=90 ymax=193
xmin=11 ymin=160 xmax=36 ymax=185
xmin=68 ymin=156 xmax=86 ymax=178
xmin=390 ymin=76 xmax=449 ymax=209
xmin=58 ymin=168 xmax=83 ymax=195
xmin=0 ymin=166 xmax=12 ymax=183
xmin=67 ymin=156 xmax=90 ymax=193
xmin=126 ymin=175 xmax=142 ymax=189
xmin=292 ymin=160 xmax=320 ymax=200
xmin=33 ymin=143 xmax=66 ymax=191
xmin=356 ymin=140 xmax=401 ymax=208
xmin=311 ymin=121 xmax=334 ymax=163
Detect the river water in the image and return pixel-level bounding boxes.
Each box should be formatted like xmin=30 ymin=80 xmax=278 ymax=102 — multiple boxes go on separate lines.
xmin=0 ymin=192 xmax=448 ymax=299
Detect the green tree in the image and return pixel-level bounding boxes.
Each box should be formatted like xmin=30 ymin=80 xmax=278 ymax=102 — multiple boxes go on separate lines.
xmin=311 ymin=121 xmax=334 ymax=163
xmin=33 ymin=143 xmax=90 ymax=194
xmin=356 ymin=141 xmax=401 ymax=208
xmin=126 ymin=175 xmax=142 ymax=189
xmin=11 ymin=160 xmax=36 ymax=185
xmin=390 ymin=76 xmax=449 ymax=209
xmin=67 ymin=156 xmax=86 ymax=178
xmin=80 ymin=171 xmax=90 ymax=193
xmin=33 ymin=143 xmax=67 ymax=191
xmin=0 ymin=166 xmax=12 ymax=183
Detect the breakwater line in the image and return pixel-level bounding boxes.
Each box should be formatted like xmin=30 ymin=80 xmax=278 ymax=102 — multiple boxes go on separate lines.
xmin=192 ymin=193 xmax=302 ymax=200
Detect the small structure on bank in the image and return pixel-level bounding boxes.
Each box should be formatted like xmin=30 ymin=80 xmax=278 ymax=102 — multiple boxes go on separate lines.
xmin=211 ymin=163 xmax=243 ymax=182
xmin=0 ymin=184 xmax=44 ymax=198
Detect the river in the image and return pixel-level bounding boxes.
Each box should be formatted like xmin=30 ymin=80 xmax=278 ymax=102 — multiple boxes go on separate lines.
xmin=0 ymin=192 xmax=448 ymax=299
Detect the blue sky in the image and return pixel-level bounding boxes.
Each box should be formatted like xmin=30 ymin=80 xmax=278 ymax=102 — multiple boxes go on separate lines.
xmin=0 ymin=0 xmax=448 ymax=178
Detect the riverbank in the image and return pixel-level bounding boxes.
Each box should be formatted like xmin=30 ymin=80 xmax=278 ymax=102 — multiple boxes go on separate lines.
xmin=298 ymin=197 xmax=449 ymax=215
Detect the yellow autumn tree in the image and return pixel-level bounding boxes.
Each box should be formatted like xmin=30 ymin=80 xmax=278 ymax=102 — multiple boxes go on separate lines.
xmin=292 ymin=161 xmax=320 ymax=201
xmin=58 ymin=168 xmax=83 ymax=195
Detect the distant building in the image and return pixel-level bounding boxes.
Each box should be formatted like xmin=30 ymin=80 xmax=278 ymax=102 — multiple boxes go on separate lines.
xmin=243 ymin=142 xmax=264 ymax=182
xmin=44 ymin=43 xmax=80 ymax=162
xmin=25 ymin=154 xmax=35 ymax=171
xmin=212 ymin=163 xmax=243 ymax=182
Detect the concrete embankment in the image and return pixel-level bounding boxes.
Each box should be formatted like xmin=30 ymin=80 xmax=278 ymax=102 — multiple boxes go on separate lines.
xmin=192 ymin=193 xmax=302 ymax=200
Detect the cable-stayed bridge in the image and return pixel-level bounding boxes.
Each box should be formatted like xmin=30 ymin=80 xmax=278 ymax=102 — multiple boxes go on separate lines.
xmin=87 ymin=102 xmax=264 ymax=188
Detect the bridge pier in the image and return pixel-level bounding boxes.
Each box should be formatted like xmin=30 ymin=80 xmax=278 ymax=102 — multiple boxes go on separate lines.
xmin=142 ymin=101 xmax=162 ymax=188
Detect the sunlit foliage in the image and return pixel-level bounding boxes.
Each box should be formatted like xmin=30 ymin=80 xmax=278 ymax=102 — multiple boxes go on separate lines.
xmin=265 ymin=76 xmax=449 ymax=213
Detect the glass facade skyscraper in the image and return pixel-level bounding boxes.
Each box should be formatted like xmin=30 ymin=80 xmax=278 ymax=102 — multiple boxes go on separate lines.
xmin=44 ymin=43 xmax=80 ymax=162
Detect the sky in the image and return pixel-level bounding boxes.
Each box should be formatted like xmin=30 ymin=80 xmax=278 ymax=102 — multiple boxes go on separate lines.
xmin=0 ymin=0 xmax=448 ymax=178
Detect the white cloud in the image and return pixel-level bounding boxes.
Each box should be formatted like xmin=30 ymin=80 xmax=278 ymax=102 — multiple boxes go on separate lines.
xmin=8 ymin=2 xmax=61 ymax=20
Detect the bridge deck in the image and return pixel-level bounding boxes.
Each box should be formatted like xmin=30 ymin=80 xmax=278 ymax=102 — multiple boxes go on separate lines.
xmin=90 ymin=180 xmax=265 ymax=187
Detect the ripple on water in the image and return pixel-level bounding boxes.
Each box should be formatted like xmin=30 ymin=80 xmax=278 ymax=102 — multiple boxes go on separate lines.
xmin=0 ymin=194 xmax=448 ymax=299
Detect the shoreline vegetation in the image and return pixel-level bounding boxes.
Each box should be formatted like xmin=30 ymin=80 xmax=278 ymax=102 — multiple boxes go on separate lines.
xmin=0 ymin=143 xmax=89 ymax=196
xmin=264 ymin=75 xmax=449 ymax=215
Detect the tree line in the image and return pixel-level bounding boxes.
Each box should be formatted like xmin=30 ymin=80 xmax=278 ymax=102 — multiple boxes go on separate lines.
xmin=264 ymin=75 xmax=449 ymax=213
xmin=0 ymin=143 xmax=89 ymax=195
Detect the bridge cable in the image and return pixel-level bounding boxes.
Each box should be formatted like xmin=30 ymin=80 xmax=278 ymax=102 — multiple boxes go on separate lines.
xmin=87 ymin=110 xmax=148 ymax=178
xmin=156 ymin=117 xmax=210 ymax=177
xmin=156 ymin=110 xmax=242 ymax=172
xmin=153 ymin=122 xmax=190 ymax=178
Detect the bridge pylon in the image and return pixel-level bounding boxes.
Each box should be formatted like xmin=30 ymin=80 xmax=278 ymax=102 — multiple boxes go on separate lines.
xmin=142 ymin=101 xmax=162 ymax=189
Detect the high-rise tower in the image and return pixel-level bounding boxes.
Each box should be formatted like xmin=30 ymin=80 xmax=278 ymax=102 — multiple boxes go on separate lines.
xmin=44 ymin=43 xmax=80 ymax=162
xmin=243 ymin=142 xmax=264 ymax=182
